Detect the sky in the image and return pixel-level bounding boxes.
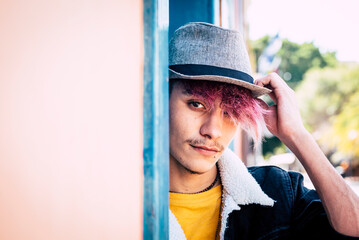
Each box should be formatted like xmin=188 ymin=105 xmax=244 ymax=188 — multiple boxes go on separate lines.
xmin=247 ymin=0 xmax=359 ymax=62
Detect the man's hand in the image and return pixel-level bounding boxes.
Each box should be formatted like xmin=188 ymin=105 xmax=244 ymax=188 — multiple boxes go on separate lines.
xmin=255 ymin=72 xmax=306 ymax=144
xmin=255 ymin=73 xmax=359 ymax=236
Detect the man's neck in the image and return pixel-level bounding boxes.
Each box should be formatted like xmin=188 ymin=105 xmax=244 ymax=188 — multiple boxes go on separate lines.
xmin=169 ymin=157 xmax=219 ymax=194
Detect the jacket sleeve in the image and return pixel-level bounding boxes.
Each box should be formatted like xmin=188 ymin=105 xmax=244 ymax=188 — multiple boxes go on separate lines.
xmin=288 ymin=171 xmax=358 ymax=239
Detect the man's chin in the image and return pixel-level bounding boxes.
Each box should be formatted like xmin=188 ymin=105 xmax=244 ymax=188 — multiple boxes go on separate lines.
xmin=170 ymin=149 xmax=222 ymax=174
xmin=182 ymin=156 xmax=219 ymax=175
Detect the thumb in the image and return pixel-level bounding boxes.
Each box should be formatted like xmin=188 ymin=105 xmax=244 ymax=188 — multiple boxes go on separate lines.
xmin=257 ymin=98 xmax=277 ymax=131
xmin=261 ymin=103 xmax=278 ymax=135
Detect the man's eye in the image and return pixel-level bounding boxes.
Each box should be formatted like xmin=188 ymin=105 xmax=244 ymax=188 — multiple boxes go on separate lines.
xmin=189 ymin=101 xmax=205 ymax=109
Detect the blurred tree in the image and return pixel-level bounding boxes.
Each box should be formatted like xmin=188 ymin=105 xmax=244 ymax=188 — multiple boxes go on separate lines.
xmin=251 ymin=36 xmax=338 ymax=159
xmin=278 ymin=40 xmax=336 ymax=88
xmin=251 ymin=36 xmax=338 ymax=89
xmin=296 ymin=63 xmax=359 ymax=166
xmin=296 ymin=64 xmax=359 ymax=130
xmin=331 ymin=92 xmax=359 ymax=157
xmin=251 ymin=35 xmax=270 ymax=66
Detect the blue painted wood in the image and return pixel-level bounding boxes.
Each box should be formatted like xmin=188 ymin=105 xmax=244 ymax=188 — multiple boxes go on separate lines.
xmin=169 ymin=0 xmax=219 ymax=39
xmin=143 ymin=0 xmax=169 ymax=239
xmin=228 ymin=140 xmax=235 ymax=151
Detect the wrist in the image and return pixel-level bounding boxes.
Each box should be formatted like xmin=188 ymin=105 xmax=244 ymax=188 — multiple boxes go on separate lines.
xmin=280 ymin=127 xmax=311 ymax=151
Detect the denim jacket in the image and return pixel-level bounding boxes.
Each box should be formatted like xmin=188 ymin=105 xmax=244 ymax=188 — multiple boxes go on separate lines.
xmin=169 ymin=149 xmax=358 ymax=240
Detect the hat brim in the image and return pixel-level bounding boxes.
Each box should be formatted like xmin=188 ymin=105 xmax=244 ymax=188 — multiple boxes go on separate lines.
xmin=169 ymin=69 xmax=272 ymax=98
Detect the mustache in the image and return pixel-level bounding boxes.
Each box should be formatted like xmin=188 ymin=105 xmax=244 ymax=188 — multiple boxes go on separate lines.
xmin=186 ymin=138 xmax=224 ymax=152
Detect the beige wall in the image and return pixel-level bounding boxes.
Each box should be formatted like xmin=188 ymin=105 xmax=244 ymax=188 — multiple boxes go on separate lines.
xmin=0 ymin=1 xmax=143 ymax=239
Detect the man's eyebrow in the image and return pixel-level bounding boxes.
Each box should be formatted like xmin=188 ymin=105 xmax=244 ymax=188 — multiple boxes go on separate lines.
xmin=181 ymin=89 xmax=193 ymax=96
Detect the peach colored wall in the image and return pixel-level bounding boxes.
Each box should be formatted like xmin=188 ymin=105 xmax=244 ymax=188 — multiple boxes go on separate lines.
xmin=0 ymin=1 xmax=143 ymax=239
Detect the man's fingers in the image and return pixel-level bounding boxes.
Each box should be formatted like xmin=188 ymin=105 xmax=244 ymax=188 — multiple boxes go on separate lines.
xmin=254 ymin=72 xmax=286 ymax=89
xmin=255 ymin=72 xmax=294 ymax=104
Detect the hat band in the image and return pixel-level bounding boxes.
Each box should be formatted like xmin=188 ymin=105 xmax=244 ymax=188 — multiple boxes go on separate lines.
xmin=169 ymin=64 xmax=254 ymax=84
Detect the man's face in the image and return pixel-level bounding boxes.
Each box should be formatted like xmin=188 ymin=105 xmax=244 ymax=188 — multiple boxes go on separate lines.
xmin=169 ymin=81 xmax=239 ymax=174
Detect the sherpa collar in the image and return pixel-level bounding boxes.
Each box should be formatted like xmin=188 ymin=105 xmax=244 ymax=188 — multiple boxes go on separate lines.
xmin=169 ymin=148 xmax=275 ymax=240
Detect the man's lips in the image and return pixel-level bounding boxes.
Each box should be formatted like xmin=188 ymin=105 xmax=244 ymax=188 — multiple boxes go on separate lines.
xmin=190 ymin=145 xmax=220 ymax=156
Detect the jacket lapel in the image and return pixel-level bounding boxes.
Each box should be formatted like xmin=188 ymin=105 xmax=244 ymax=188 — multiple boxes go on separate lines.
xmin=218 ymin=148 xmax=275 ymax=206
xmin=169 ymin=148 xmax=275 ymax=240
xmin=218 ymin=148 xmax=274 ymax=239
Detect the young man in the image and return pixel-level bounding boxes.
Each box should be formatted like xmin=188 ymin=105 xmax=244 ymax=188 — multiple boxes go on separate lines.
xmin=168 ymin=22 xmax=359 ymax=239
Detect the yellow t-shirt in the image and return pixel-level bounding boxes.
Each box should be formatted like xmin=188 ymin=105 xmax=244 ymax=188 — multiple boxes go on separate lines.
xmin=170 ymin=185 xmax=222 ymax=240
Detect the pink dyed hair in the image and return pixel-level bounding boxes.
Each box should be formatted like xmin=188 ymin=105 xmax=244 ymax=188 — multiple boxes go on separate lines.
xmin=175 ymin=79 xmax=267 ymax=146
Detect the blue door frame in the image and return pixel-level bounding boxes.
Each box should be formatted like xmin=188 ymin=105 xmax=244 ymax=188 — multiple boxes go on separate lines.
xmin=143 ymin=0 xmax=222 ymax=238
xmin=169 ymin=0 xmax=219 ymax=39
xmin=143 ymin=0 xmax=169 ymax=239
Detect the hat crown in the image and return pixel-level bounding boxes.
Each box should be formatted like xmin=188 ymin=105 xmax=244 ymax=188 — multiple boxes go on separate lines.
xmin=168 ymin=22 xmax=271 ymax=98
xmin=169 ymin=22 xmax=252 ymax=76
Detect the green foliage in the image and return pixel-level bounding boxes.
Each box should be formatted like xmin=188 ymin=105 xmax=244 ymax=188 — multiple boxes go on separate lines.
xmin=250 ymin=36 xmax=338 ymax=89
xmin=262 ymin=136 xmax=287 ymax=160
xmin=277 ymin=40 xmax=335 ymax=88
xmin=251 ymin=36 xmax=358 ymax=161
xmin=297 ymin=64 xmax=359 ymax=127
xmin=252 ymin=36 xmax=338 ymax=158
xmin=322 ymin=52 xmax=338 ymax=68
xmin=251 ymin=35 xmax=270 ymax=67
xmin=331 ymin=91 xmax=359 ymax=157
xmin=296 ymin=63 xmax=359 ymax=162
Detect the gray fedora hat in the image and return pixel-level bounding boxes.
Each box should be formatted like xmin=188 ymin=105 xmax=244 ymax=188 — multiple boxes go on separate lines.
xmin=169 ymin=22 xmax=271 ymax=98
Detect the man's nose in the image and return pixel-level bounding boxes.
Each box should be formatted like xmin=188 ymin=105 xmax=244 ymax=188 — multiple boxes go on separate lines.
xmin=199 ymin=109 xmax=223 ymax=140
